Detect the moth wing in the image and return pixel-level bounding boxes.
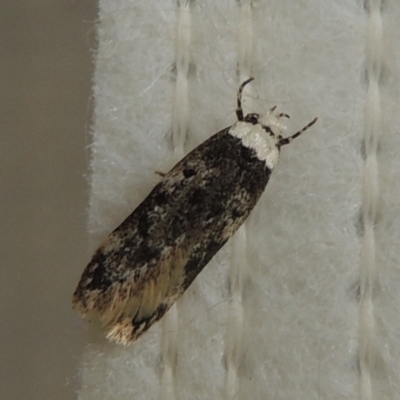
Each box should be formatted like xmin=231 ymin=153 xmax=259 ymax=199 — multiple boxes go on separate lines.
xmin=72 ymin=229 xmax=198 ymax=344
xmin=72 ymin=127 xmax=270 ymax=345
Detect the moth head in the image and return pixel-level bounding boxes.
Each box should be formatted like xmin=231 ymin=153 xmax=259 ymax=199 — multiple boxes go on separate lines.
xmin=258 ymin=108 xmax=288 ymax=140
xmin=248 ymin=108 xmax=287 ymax=149
xmin=229 ymin=111 xmax=284 ymax=169
xmin=236 ymin=78 xmax=317 ymax=150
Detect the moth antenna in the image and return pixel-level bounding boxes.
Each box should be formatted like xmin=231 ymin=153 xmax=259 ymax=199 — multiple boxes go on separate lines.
xmin=278 ymin=117 xmax=318 ymax=147
xmin=236 ymin=77 xmax=254 ymax=121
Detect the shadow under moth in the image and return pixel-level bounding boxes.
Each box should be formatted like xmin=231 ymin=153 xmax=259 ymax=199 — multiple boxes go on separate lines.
xmin=72 ymin=78 xmax=317 ymax=345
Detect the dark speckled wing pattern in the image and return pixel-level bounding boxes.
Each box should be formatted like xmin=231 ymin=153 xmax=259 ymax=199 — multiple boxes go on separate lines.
xmin=72 ymin=127 xmax=272 ymax=344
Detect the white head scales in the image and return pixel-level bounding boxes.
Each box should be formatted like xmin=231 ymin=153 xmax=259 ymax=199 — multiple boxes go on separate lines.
xmin=228 ymin=78 xmax=317 ymax=170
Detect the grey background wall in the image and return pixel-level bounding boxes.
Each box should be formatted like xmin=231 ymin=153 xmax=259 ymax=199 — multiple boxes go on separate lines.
xmin=1 ymin=2 xmax=97 ymax=400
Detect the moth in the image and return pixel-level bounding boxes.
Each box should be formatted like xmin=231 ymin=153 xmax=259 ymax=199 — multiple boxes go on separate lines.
xmin=72 ymin=78 xmax=317 ymax=345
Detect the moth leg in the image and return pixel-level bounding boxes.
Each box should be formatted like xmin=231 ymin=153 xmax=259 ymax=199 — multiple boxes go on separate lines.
xmin=236 ymin=77 xmax=254 ymax=121
xmin=155 ymin=170 xmax=167 ymax=177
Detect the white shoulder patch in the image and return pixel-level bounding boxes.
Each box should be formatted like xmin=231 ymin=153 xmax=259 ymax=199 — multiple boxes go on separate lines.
xmin=228 ymin=110 xmax=287 ymax=170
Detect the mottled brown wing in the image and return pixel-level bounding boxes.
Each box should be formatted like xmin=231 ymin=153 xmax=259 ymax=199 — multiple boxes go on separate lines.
xmin=72 ymin=233 xmax=193 ymax=344
xmin=72 ymin=128 xmax=271 ymax=344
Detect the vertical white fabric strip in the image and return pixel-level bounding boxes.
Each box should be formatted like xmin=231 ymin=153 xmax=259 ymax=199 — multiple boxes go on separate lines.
xmin=223 ymin=2 xmax=253 ymax=399
xmin=159 ymin=2 xmax=192 ymax=400
xmin=237 ymin=1 xmax=253 ymax=83
xmin=359 ymin=1 xmax=382 ymax=399
xmin=171 ymin=0 xmax=192 ymax=161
